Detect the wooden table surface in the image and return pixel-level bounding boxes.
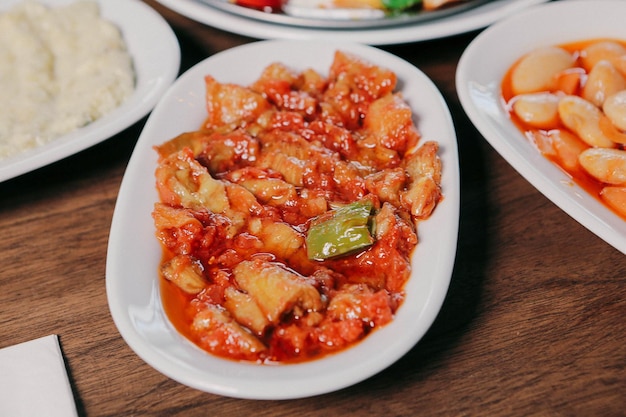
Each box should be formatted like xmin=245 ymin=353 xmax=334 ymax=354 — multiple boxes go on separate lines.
xmin=1 ymin=1 xmax=625 ymax=415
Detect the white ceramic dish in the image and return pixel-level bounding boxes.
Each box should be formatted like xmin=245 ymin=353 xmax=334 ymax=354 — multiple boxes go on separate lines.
xmin=0 ymin=0 xmax=180 ymax=183
xmin=456 ymin=0 xmax=626 ymax=255
xmin=106 ymin=40 xmax=460 ymax=399
xmin=199 ymin=0 xmax=489 ymax=30
xmin=154 ymin=0 xmax=549 ymax=45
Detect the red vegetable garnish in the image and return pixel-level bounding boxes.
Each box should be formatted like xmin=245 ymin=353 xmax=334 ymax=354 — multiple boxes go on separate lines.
xmin=234 ymin=0 xmax=282 ymax=11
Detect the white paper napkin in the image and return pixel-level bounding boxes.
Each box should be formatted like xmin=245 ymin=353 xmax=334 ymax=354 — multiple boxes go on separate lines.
xmin=0 ymin=335 xmax=78 ymax=417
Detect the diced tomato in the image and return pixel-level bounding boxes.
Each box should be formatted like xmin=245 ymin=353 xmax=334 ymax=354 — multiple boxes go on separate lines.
xmin=235 ymin=0 xmax=283 ymax=10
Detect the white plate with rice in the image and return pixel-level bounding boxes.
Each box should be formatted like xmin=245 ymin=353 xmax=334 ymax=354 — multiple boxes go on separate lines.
xmin=0 ymin=0 xmax=180 ymax=183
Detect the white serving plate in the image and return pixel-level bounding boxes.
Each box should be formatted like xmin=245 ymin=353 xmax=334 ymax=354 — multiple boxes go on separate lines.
xmin=199 ymin=0 xmax=489 ymax=30
xmin=0 ymin=0 xmax=180 ymax=183
xmin=456 ymin=0 xmax=626 ymax=255
xmin=106 ymin=40 xmax=460 ymax=399
xmin=154 ymin=0 xmax=549 ymax=45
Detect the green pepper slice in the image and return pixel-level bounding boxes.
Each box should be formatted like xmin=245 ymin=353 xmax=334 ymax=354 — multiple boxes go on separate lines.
xmin=381 ymin=0 xmax=421 ymax=10
xmin=306 ymin=201 xmax=375 ymax=261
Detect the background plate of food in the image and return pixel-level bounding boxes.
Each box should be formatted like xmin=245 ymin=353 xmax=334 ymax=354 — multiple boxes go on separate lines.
xmin=154 ymin=0 xmax=549 ymax=45
xmin=106 ymin=39 xmax=460 ymax=399
xmin=0 ymin=0 xmax=180 ymax=183
xmin=457 ymin=0 xmax=626 ymax=255
xmin=197 ymin=0 xmax=490 ymax=30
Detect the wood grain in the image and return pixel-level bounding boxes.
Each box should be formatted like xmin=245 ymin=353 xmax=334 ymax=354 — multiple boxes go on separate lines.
xmin=0 ymin=1 xmax=624 ymax=415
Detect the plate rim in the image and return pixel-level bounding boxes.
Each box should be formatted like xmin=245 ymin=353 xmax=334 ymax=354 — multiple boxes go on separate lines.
xmin=196 ymin=0 xmax=490 ymax=30
xmin=153 ymin=0 xmax=549 ymax=45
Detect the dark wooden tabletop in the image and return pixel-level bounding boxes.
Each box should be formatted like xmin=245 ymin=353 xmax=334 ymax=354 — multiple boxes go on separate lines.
xmin=1 ymin=1 xmax=624 ymax=416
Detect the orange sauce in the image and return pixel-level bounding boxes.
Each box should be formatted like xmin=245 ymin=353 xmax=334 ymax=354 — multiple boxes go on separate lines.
xmin=501 ymin=38 xmax=626 ymax=221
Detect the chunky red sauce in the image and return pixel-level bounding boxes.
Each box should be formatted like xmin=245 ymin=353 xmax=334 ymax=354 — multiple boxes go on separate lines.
xmin=153 ymin=51 xmax=442 ymax=363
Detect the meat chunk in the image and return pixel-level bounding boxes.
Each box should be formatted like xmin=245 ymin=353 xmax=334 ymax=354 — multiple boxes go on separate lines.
xmin=224 ymin=286 xmax=270 ymax=335
xmin=192 ymin=304 xmax=266 ymax=361
xmin=161 ymin=254 xmax=206 ymax=294
xmin=233 ymin=259 xmax=323 ymax=323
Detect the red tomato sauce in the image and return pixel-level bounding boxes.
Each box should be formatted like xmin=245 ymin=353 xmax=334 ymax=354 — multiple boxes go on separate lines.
xmin=153 ymin=51 xmax=442 ymax=363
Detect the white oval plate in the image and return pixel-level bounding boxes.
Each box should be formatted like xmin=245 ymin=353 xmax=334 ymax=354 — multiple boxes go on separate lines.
xmin=0 ymin=0 xmax=180 ymax=183
xmin=456 ymin=0 xmax=626 ymax=255
xmin=154 ymin=0 xmax=548 ymax=45
xmin=106 ymin=40 xmax=460 ymax=400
